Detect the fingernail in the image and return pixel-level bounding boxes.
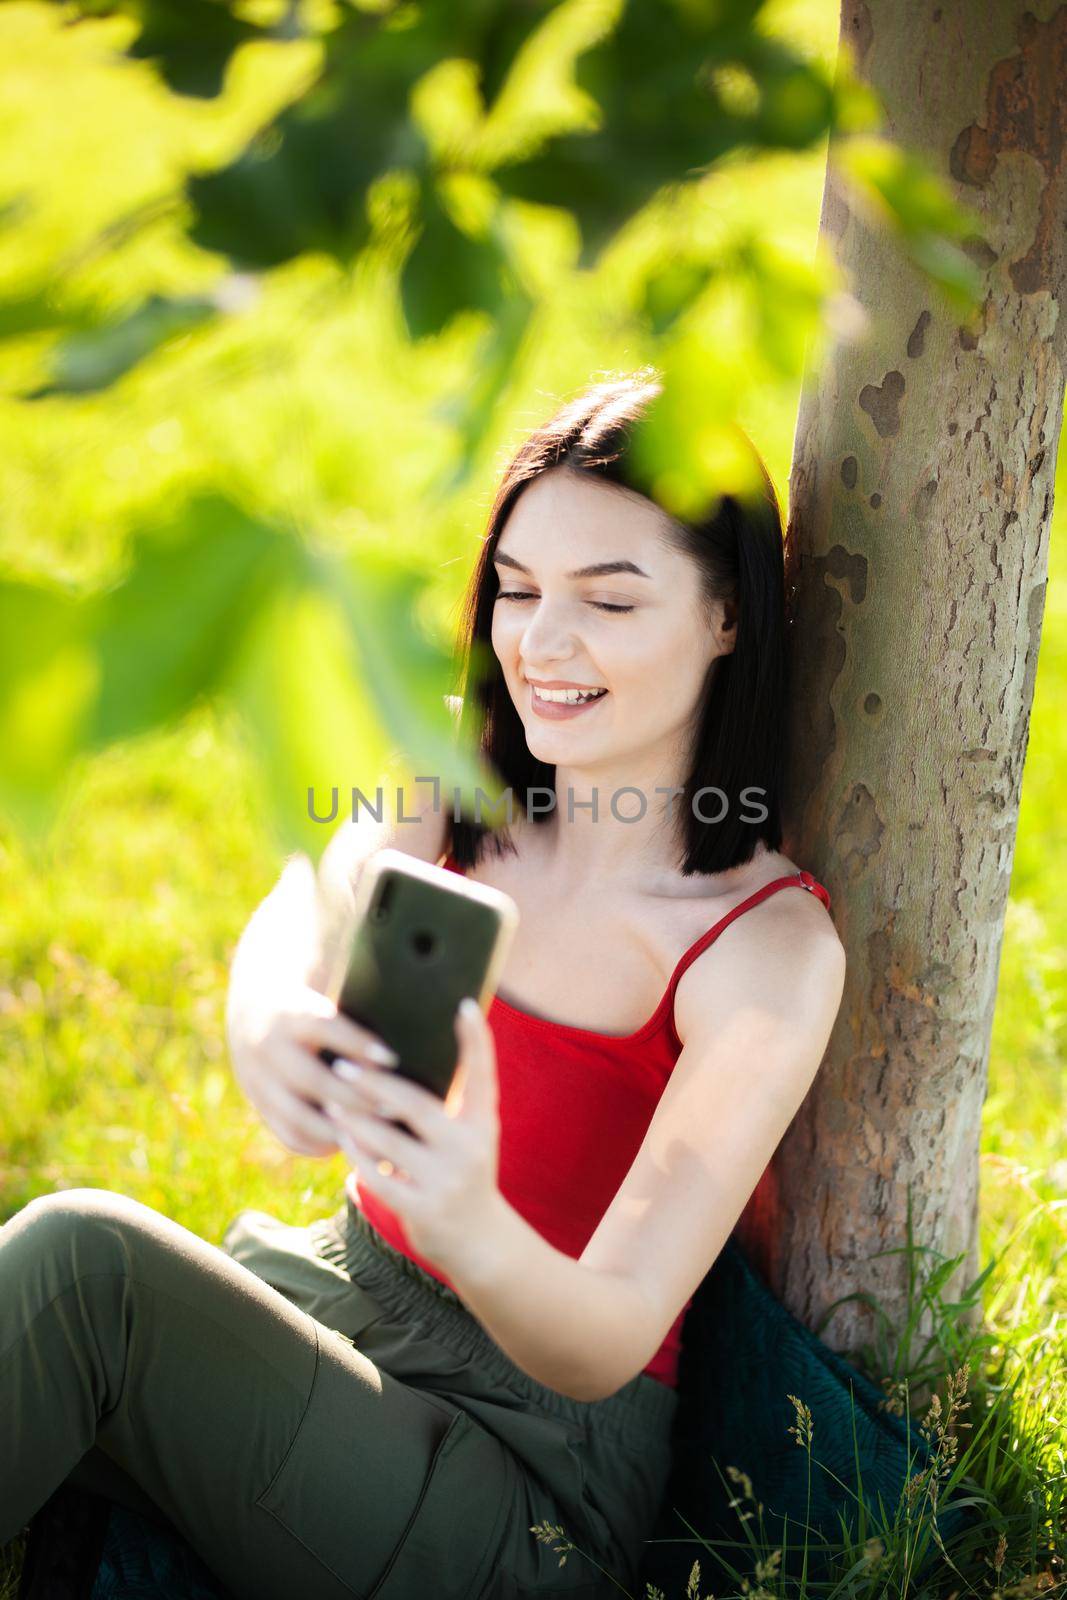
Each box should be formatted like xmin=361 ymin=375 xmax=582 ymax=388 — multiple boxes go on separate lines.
xmin=459 ymin=998 xmax=480 ymax=1021
xmin=333 ymin=1058 xmax=363 ymax=1083
xmin=367 ymin=1041 xmax=399 ymax=1068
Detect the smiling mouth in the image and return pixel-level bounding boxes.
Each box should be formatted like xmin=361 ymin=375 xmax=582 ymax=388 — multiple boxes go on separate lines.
xmin=531 ymin=681 xmax=604 ymax=700
xmin=528 ymin=684 xmax=609 ymax=708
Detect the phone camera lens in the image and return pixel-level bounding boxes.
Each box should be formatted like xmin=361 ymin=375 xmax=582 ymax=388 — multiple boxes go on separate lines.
xmin=412 ymin=929 xmax=437 ymax=960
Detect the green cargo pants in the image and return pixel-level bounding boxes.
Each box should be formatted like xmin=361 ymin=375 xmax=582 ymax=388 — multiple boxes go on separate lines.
xmin=1 ymin=1186 xmax=679 ymax=1599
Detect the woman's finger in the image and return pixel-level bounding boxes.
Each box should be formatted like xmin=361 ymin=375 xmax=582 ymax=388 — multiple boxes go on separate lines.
xmin=290 ymin=1008 xmax=399 ymax=1070
xmin=263 ymin=1041 xmax=381 ymax=1120
xmin=451 ymin=999 xmax=497 ymax=1122
xmin=328 ymin=1107 xmax=434 ymax=1185
xmin=258 ymin=1082 xmax=342 ymax=1155
xmin=328 ymin=1062 xmax=450 ymax=1140
xmin=278 ymin=1122 xmax=339 ymax=1157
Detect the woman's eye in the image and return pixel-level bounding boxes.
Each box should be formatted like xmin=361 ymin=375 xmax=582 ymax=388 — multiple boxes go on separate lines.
xmin=495 ymin=591 xmax=633 ymax=615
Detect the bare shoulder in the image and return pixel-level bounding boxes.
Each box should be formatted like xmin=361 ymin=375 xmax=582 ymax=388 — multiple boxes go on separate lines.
xmin=674 ymin=877 xmax=846 ymax=1049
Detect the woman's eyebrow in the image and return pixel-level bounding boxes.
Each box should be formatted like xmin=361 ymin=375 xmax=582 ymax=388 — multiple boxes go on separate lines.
xmin=493 ymin=552 xmax=651 ymax=579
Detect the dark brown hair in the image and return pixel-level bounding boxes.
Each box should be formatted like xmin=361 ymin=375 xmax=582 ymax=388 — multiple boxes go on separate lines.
xmin=448 ymin=368 xmax=789 ymax=878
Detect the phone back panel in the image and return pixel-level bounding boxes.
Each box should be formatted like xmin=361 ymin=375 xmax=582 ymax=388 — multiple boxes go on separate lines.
xmin=336 ymin=866 xmax=506 ymax=1098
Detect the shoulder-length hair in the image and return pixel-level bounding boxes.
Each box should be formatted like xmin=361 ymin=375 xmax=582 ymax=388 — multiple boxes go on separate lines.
xmin=447 ymin=368 xmax=789 ymax=878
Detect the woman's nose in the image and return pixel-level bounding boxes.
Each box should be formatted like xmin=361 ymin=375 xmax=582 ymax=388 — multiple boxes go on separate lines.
xmin=518 ymin=600 xmax=578 ymax=659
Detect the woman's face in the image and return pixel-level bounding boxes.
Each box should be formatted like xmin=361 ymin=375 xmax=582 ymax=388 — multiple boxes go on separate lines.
xmin=490 ymin=467 xmax=735 ymax=775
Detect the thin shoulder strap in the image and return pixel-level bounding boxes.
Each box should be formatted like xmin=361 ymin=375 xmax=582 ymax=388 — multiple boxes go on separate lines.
xmin=667 ymin=872 xmax=832 ymax=1001
xmin=442 ymin=855 xmax=832 ymax=1000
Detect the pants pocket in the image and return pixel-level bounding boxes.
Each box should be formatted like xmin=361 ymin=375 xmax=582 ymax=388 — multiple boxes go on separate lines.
xmin=254 ymin=1320 xmax=508 ymax=1599
xmin=363 ymin=1403 xmax=516 ymax=1600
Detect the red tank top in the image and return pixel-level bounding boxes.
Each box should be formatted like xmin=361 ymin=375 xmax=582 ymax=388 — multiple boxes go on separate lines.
xmin=346 ymin=853 xmax=832 ymax=1388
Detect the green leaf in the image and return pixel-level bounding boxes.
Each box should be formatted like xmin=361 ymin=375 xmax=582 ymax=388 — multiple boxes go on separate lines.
xmin=427 ymin=292 xmax=534 ymax=495
xmin=224 ymin=579 xmax=393 ymax=860
xmin=223 ymin=544 xmax=497 ymax=859
xmin=641 ymin=257 xmax=719 ymax=337
xmin=0 ymin=287 xmax=93 ymax=342
xmin=627 ymin=332 xmax=768 ymax=523
xmin=187 ymin=8 xmax=446 ymax=269
xmin=126 ymin=0 xmax=268 ymax=98
xmin=67 ymin=0 xmax=274 ymax=99
xmin=743 ymin=43 xmax=836 ymax=149
xmin=740 ymin=235 xmax=827 ymax=378
xmin=400 ymin=175 xmax=518 ymax=339
xmin=0 ymin=576 xmax=98 ymax=840
xmin=492 ymin=1 xmax=843 ymax=268
xmin=833 ymin=135 xmax=987 ymax=314
xmin=327 ymin=546 xmax=499 ymax=818
xmin=84 ymin=493 xmax=299 ymax=748
xmin=27 ymin=293 xmax=221 ymax=398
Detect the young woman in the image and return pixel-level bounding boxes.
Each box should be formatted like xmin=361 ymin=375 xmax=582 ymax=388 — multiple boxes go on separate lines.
xmin=1 ymin=371 xmax=845 ymax=1600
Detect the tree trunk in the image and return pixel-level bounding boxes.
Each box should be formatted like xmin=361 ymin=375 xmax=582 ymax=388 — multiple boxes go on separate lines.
xmin=739 ymin=0 xmax=1066 ymax=1364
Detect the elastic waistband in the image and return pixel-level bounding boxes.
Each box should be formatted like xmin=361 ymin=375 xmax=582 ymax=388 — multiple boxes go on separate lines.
xmin=312 ymin=1196 xmax=679 ymax=1452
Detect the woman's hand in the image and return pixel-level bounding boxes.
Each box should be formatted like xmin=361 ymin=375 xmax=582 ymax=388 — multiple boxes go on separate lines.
xmin=324 ymin=998 xmax=503 ymax=1276
xmin=227 ymin=981 xmax=402 ymax=1159
xmin=224 ymin=850 xmax=405 ymax=1158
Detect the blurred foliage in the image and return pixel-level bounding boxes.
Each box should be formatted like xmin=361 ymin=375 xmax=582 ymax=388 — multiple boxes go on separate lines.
xmin=0 ymin=0 xmax=986 ymax=854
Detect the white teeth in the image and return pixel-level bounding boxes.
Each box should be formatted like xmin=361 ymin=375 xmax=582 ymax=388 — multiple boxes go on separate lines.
xmin=531 ymin=686 xmax=607 ymax=704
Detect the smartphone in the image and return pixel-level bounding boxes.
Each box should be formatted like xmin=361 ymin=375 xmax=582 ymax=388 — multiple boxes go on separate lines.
xmin=320 ymin=848 xmax=518 ymax=1134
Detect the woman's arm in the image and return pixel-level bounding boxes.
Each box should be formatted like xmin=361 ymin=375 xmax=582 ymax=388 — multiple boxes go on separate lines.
xmin=445 ymin=1197 xmax=661 ymax=1404
xmin=439 ymin=894 xmax=846 ymax=1402
xmin=223 ymin=853 xmax=354 ymax=1153
xmin=226 ymin=853 xmax=323 ymax=1007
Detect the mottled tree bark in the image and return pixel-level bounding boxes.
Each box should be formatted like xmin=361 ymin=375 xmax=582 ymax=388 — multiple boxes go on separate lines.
xmin=741 ymin=0 xmax=1065 ymax=1362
